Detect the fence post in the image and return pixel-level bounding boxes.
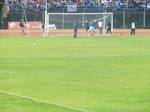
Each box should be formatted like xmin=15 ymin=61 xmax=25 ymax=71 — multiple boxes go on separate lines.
xmin=0 ymin=4 xmax=2 ymax=29
xmin=82 ymin=8 xmax=85 ymax=29
xmin=123 ymin=10 xmax=126 ymax=28
xmin=143 ymin=10 xmax=146 ymax=28
xmin=62 ymin=8 xmax=64 ymax=29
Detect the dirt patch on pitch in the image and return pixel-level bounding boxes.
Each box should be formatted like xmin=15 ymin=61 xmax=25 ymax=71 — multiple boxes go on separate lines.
xmin=0 ymin=29 xmax=150 ymax=37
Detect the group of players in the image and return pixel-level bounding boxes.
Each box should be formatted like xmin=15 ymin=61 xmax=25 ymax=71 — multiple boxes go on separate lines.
xmin=73 ymin=19 xmax=112 ymax=38
xmin=19 ymin=19 xmax=136 ymax=37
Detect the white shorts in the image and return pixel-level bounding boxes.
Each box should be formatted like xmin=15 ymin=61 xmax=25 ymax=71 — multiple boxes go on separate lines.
xmin=89 ymin=26 xmax=94 ymax=31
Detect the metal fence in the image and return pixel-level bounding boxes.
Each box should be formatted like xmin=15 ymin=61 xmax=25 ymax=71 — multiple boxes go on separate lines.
xmin=7 ymin=7 xmax=150 ymax=29
xmin=113 ymin=11 xmax=150 ymax=28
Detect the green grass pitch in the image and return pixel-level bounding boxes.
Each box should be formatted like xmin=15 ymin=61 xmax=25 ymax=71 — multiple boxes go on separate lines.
xmin=0 ymin=35 xmax=150 ymax=112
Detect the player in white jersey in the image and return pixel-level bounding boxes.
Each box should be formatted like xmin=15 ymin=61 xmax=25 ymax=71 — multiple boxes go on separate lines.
xmin=131 ymin=22 xmax=136 ymax=35
xmin=98 ymin=20 xmax=103 ymax=34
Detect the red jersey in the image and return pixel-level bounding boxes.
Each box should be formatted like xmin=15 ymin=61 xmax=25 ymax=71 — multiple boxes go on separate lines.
xmin=19 ymin=22 xmax=25 ymax=27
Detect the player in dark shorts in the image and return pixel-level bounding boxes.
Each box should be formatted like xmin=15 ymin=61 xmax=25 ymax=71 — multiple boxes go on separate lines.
xmin=130 ymin=22 xmax=136 ymax=35
xmin=107 ymin=21 xmax=112 ymax=34
xmin=19 ymin=19 xmax=26 ymax=35
xmin=41 ymin=22 xmax=45 ymax=35
xmin=73 ymin=21 xmax=78 ymax=38
xmin=85 ymin=20 xmax=89 ymax=33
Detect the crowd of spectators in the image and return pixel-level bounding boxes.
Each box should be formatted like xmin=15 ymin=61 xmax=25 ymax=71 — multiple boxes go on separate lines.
xmin=7 ymin=0 xmax=150 ymax=11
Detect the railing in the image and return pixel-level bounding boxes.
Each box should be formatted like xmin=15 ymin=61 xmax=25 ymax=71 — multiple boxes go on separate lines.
xmin=7 ymin=7 xmax=150 ymax=29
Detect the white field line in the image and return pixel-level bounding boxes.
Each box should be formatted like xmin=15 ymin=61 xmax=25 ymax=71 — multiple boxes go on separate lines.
xmin=86 ymin=53 xmax=150 ymax=57
xmin=62 ymin=53 xmax=150 ymax=59
xmin=0 ymin=90 xmax=89 ymax=112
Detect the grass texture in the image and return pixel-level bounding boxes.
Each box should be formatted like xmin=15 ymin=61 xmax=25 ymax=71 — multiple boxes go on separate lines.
xmin=0 ymin=35 xmax=150 ymax=112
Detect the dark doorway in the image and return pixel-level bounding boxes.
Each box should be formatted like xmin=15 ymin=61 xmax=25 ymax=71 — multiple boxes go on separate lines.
xmin=0 ymin=4 xmax=3 ymax=29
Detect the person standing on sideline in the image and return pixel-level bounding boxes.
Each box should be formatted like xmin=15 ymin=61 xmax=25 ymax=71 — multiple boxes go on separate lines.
xmin=131 ymin=22 xmax=136 ymax=35
xmin=107 ymin=21 xmax=112 ymax=34
xmin=98 ymin=20 xmax=103 ymax=34
xmin=73 ymin=21 xmax=78 ymax=38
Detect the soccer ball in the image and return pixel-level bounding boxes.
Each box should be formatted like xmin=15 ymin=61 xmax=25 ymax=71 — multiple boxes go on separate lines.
xmin=33 ymin=43 xmax=37 ymax=47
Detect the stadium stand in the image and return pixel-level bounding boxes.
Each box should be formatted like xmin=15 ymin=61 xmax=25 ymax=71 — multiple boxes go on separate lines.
xmin=6 ymin=0 xmax=150 ymax=11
